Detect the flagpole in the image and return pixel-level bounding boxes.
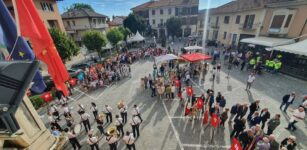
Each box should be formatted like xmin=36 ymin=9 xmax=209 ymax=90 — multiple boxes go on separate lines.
xmin=12 ymin=0 xmax=20 ymax=36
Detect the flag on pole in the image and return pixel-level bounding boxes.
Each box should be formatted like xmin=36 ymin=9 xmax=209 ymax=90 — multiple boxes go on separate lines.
xmin=203 ymin=110 xmax=209 ymax=124
xmin=15 ymin=0 xmax=69 ymax=95
xmin=0 ymin=0 xmax=46 ymax=93
xmin=196 ymin=98 xmax=204 ymax=109
xmin=210 ymin=113 xmax=220 ymax=128
xmin=230 ymin=138 xmax=242 ymax=150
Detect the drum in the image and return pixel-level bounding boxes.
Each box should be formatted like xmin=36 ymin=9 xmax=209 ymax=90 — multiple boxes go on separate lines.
xmin=73 ymin=123 xmax=82 ymax=134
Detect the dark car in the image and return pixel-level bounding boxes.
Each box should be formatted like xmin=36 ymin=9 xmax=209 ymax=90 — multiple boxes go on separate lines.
xmin=67 ymin=69 xmax=79 ymax=78
xmin=71 ymin=63 xmax=90 ymax=70
xmin=43 ymin=75 xmax=54 ymax=92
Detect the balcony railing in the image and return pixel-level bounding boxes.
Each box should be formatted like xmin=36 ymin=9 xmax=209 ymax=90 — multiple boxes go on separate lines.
xmin=65 ymin=23 xmax=108 ymax=30
xmin=210 ymin=23 xmax=219 ymax=29
xmin=239 ymin=24 xmax=258 ymax=30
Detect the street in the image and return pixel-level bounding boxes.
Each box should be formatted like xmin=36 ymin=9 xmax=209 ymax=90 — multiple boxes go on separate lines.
xmin=40 ymin=58 xmax=307 ymax=150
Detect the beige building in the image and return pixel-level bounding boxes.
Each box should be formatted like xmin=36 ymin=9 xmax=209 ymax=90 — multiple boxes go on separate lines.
xmin=197 ymin=9 xmax=205 ymax=37
xmin=4 ymin=0 xmax=65 ymax=32
xmin=132 ymin=0 xmax=199 ymax=38
xmin=207 ymin=0 xmax=267 ymax=47
xmin=61 ymin=8 xmax=109 ymax=45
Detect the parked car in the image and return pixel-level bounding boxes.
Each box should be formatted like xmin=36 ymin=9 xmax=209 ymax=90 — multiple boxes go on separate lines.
xmin=67 ymin=69 xmax=79 ymax=78
xmin=71 ymin=63 xmax=90 ymax=70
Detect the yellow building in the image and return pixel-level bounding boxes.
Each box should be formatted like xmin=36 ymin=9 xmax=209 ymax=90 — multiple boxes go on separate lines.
xmin=4 ymin=0 xmax=65 ymax=32
xmin=61 ymin=8 xmax=109 ymax=45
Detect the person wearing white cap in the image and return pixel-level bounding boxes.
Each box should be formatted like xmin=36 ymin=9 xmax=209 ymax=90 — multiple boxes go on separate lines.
xmin=280 ymin=135 xmax=297 ymax=150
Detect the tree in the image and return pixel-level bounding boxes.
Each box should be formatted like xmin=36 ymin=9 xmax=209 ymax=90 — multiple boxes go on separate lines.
xmin=118 ymin=27 xmax=131 ymax=42
xmin=106 ymin=28 xmax=124 ymax=48
xmin=49 ymin=28 xmax=80 ymax=62
xmin=166 ymin=17 xmax=182 ymax=39
xmin=82 ymin=30 xmax=107 ymax=57
xmin=66 ymin=3 xmax=94 ymax=11
xmin=123 ymin=13 xmax=146 ymax=34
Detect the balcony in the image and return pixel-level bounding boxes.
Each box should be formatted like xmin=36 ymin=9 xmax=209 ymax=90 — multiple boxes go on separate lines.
xmin=239 ymin=24 xmax=258 ymax=31
xmin=65 ymin=23 xmax=108 ymax=31
xmin=267 ymin=27 xmax=289 ymax=35
xmin=210 ymin=23 xmax=219 ymax=29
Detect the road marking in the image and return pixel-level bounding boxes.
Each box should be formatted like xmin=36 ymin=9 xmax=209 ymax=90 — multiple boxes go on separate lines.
xmin=74 ymin=88 xmax=97 ymax=100
xmin=182 ymin=143 xmax=230 ymax=149
xmin=162 ymin=100 xmax=184 ymax=150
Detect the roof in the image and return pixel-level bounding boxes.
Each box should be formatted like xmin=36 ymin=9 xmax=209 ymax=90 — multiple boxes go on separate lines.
xmin=273 ymin=39 xmax=307 ymax=56
xmin=210 ymin=0 xmax=265 ymax=14
xmin=132 ymin=0 xmax=199 ymax=11
xmin=240 ymin=37 xmax=295 ymax=47
xmin=62 ymin=8 xmax=108 ymax=19
xmin=199 ymin=9 xmax=206 ymax=14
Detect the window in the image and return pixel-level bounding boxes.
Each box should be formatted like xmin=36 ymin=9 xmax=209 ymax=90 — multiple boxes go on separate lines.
xmin=270 ymin=15 xmax=285 ymax=28
xmin=284 ymin=14 xmax=293 ymax=28
xmin=232 ymin=34 xmax=237 ymax=45
xmin=98 ymin=19 xmax=101 ymax=24
xmin=160 ymin=9 xmax=163 ymax=15
xmin=243 ymin=14 xmax=255 ymax=29
xmin=72 ymin=20 xmax=75 ymax=26
xmin=224 ymin=16 xmax=230 ymax=24
xmin=223 ymin=32 xmax=227 ymax=39
xmin=168 ymin=8 xmax=172 ymax=15
xmin=160 ymin=19 xmax=163 ymax=24
xmin=152 ymin=10 xmax=155 ymax=15
xmin=152 ymin=19 xmax=155 ymax=25
xmin=213 ymin=31 xmax=218 ymax=40
xmin=67 ymin=21 xmax=71 ymax=27
xmin=40 ymin=2 xmax=54 ymax=12
xmin=235 ymin=15 xmax=241 ymax=24
xmin=48 ymin=20 xmax=58 ymax=28
xmin=93 ymin=19 xmax=96 ymax=25
xmin=175 ymin=8 xmax=179 ymax=16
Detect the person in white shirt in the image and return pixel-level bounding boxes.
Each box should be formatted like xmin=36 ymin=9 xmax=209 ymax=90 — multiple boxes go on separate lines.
xmin=64 ymin=128 xmax=81 ymax=149
xmin=80 ymin=111 xmax=91 ymax=133
xmin=48 ymin=112 xmax=62 ymax=131
xmin=285 ymin=107 xmax=305 ymax=131
xmin=130 ymin=115 xmax=141 ymax=138
xmin=104 ymin=105 xmax=113 ymax=123
xmin=171 ymin=84 xmax=176 ymax=99
xmin=119 ymin=105 xmax=128 ymax=124
xmin=132 ymin=105 xmax=143 ymax=122
xmin=123 ymin=131 xmax=136 ymax=150
xmin=77 ymin=103 xmax=85 ymax=115
xmin=246 ymin=73 xmax=256 ymax=90
xmin=87 ymin=133 xmax=99 ymax=150
xmin=90 ymin=102 xmax=98 ymax=119
xmin=115 ymin=115 xmax=124 ymax=136
xmin=106 ymin=132 xmax=118 ymax=150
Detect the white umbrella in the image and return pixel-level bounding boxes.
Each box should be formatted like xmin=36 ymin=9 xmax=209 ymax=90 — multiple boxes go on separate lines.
xmin=155 ymin=54 xmax=179 ymax=63
xmin=184 ymin=45 xmax=204 ymax=50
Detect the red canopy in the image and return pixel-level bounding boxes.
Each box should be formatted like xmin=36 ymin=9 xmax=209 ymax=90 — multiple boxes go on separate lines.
xmin=181 ymin=53 xmax=212 ymax=62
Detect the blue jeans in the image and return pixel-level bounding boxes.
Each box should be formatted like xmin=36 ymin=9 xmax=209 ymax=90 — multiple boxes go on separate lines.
xmin=287 ymin=120 xmax=298 ymax=131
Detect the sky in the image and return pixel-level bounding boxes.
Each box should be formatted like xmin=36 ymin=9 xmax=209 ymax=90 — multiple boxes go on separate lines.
xmin=57 ymin=0 xmax=232 ymax=18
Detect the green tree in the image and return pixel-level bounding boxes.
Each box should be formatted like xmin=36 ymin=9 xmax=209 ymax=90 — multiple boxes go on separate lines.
xmin=123 ymin=13 xmax=146 ymax=34
xmin=82 ymin=30 xmax=107 ymax=57
xmin=49 ymin=28 xmax=79 ymax=62
xmin=66 ymin=3 xmax=93 ymax=11
xmin=118 ymin=27 xmax=131 ymax=42
xmin=166 ymin=17 xmax=182 ymax=39
xmin=106 ymin=28 xmax=124 ymax=48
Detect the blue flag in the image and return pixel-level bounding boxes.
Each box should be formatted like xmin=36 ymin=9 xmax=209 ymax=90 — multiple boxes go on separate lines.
xmin=0 ymin=1 xmax=46 ymax=93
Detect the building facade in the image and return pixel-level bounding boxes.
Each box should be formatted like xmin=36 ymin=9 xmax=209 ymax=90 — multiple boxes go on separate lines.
xmin=108 ymin=16 xmax=127 ymax=29
xmin=61 ymin=8 xmax=109 ymax=45
xmin=4 ymin=0 xmax=65 ymax=32
xmin=132 ymin=0 xmax=199 ymax=38
xmin=207 ymin=0 xmax=266 ymax=47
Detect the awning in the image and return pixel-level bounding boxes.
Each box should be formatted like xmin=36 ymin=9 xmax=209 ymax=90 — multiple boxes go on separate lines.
xmin=184 ymin=45 xmax=204 ymax=50
xmin=181 ymin=53 xmax=211 ymax=62
xmin=155 ymin=54 xmax=179 ymax=63
xmin=240 ymin=37 xmax=295 ymax=47
xmin=273 ymin=39 xmax=307 ymax=56
xmin=127 ymin=31 xmax=145 ymax=43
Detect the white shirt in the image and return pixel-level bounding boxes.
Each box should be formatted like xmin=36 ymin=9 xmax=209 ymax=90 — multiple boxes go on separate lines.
xmin=291 ymin=109 xmax=305 ymax=122
xmin=106 ymin=136 xmax=118 ymax=144
xmin=48 ymin=116 xmax=55 ymax=123
xmin=63 ymin=106 xmax=70 ymax=113
xmin=123 ymin=133 xmax=135 ymax=145
xmin=91 ymin=106 xmax=98 ymax=112
xmin=87 ymin=136 xmax=98 ymax=145
xmin=115 ymin=118 xmax=123 ymax=126
xmin=247 ymin=75 xmax=256 ymax=83
xmin=171 ymin=86 xmax=176 ymax=93
xmin=119 ymin=105 xmax=127 ymax=113
xmin=288 ymin=96 xmax=294 ymax=103
xmin=81 ymin=113 xmax=90 ymax=121
xmin=104 ymin=106 xmax=113 ymax=114
xmin=67 ymin=131 xmax=77 ymax=139
xmin=130 ymin=116 xmax=141 ymax=126
xmin=182 ymin=90 xmax=187 ymax=99
xmin=132 ymin=107 xmax=140 ymax=115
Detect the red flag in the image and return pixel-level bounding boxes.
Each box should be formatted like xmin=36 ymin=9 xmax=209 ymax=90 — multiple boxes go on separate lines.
xmin=184 ymin=105 xmax=190 ymax=116
xmin=210 ymin=113 xmax=220 ymax=128
xmin=15 ymin=0 xmax=69 ymax=96
xmin=187 ymin=86 xmax=193 ymax=96
xmin=230 ymin=138 xmax=242 ymax=150
xmin=196 ymin=98 xmax=204 ymax=109
xmin=175 ymin=80 xmax=180 ymax=87
xmin=203 ymin=110 xmax=209 ymax=124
